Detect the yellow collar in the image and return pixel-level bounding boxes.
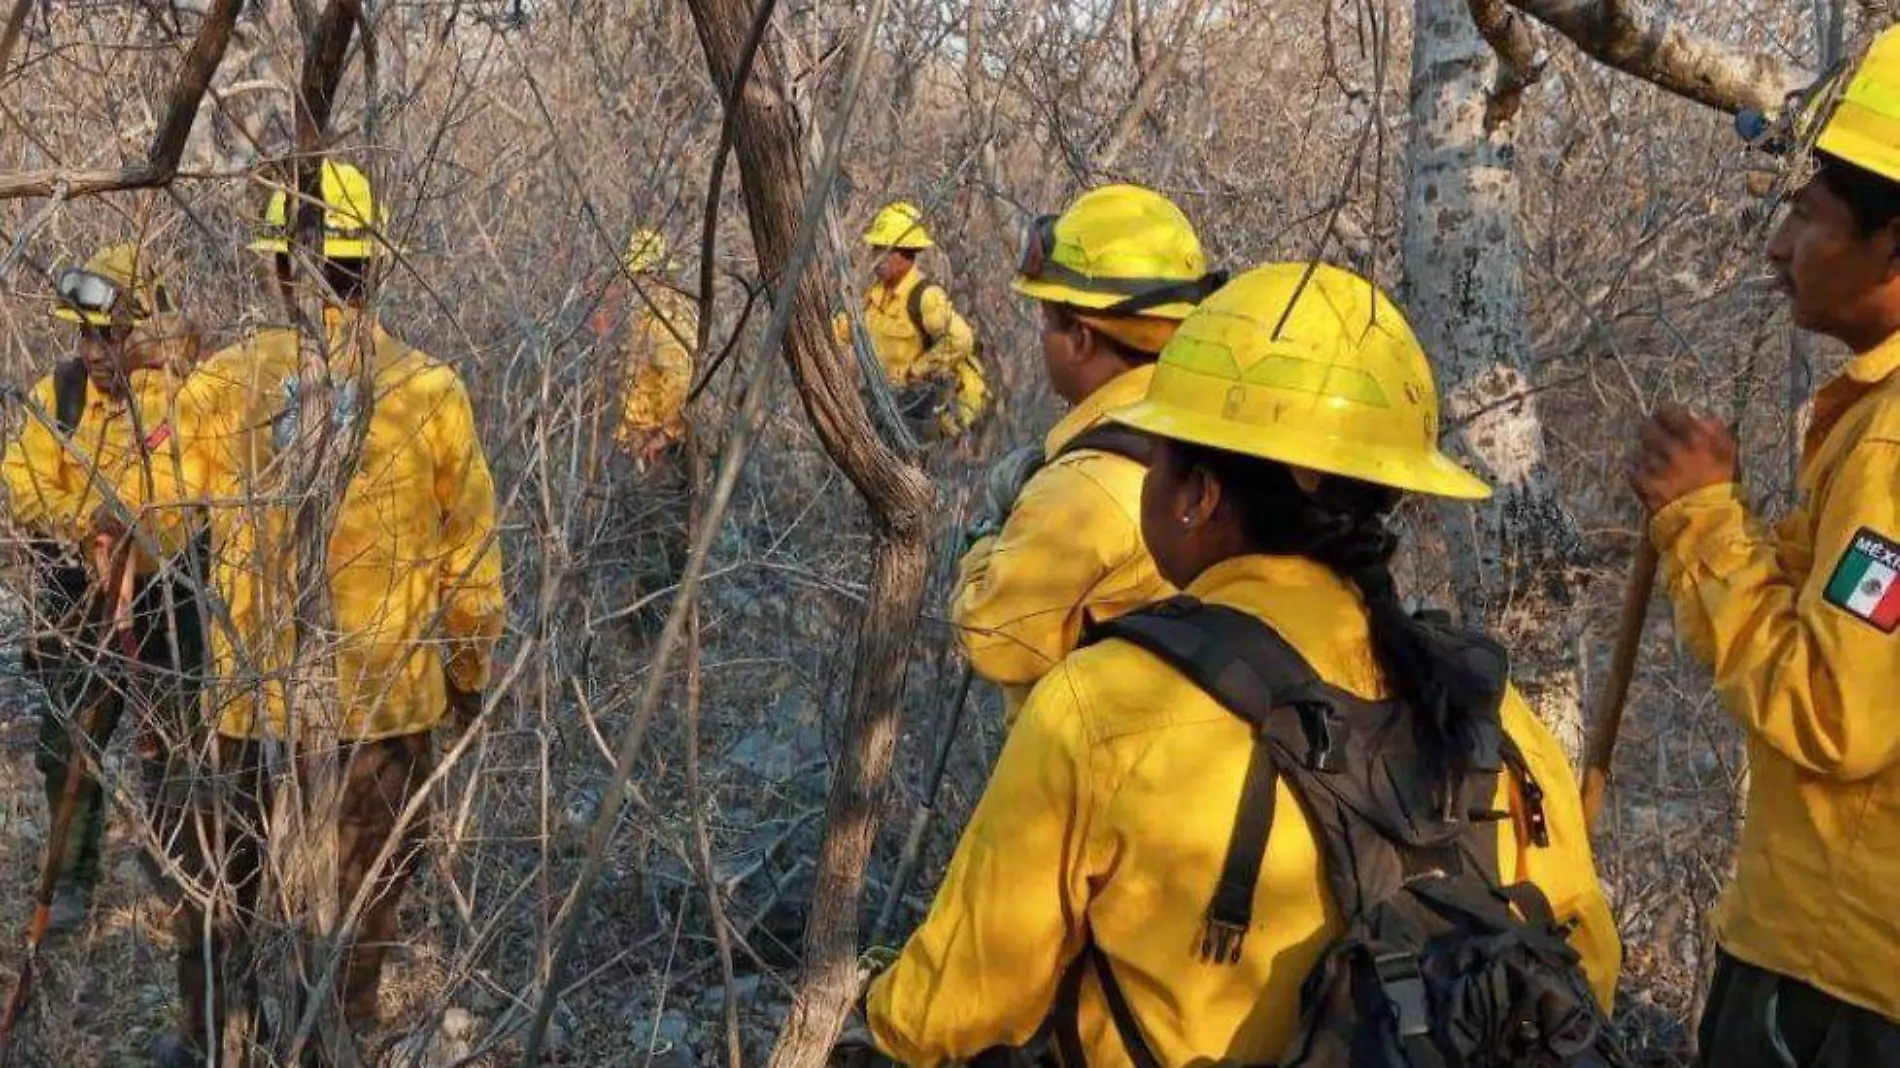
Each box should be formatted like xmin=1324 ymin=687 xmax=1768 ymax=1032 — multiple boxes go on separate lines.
xmin=1845 ymin=330 xmax=1900 ymax=385
xmin=1044 ymin=364 xmax=1156 ymax=456
xmin=1185 ymin=553 xmax=1359 ymax=606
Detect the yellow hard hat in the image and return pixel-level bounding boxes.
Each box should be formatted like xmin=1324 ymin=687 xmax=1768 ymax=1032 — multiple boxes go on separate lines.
xmin=625 ymin=228 xmax=674 ymax=273
xmin=1011 ymin=184 xmax=1224 ymax=321
xmin=1111 ymin=262 xmax=1491 ymax=501
xmin=1815 ymin=26 xmax=1900 ymax=183
xmin=51 ymin=243 xmax=173 ymax=327
xmin=862 ymin=201 xmax=933 ymax=250
xmin=249 ymin=160 xmax=393 ymax=259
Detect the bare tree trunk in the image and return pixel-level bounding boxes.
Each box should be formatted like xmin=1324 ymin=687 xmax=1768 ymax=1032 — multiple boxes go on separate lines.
xmin=278 ymin=3 xmax=367 ymax=1061
xmin=681 ymin=4 xmax=935 ymax=1068
xmin=1403 ymin=0 xmax=1587 ymax=758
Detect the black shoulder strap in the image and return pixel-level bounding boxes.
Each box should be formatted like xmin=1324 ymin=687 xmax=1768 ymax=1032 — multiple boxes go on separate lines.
xmin=906 ymin=282 xmax=939 ymax=346
xmin=1088 ymin=596 xmax=1327 ymax=963
xmin=51 ymin=358 xmax=87 ymax=437
xmin=1055 ymin=423 xmax=1156 ymax=466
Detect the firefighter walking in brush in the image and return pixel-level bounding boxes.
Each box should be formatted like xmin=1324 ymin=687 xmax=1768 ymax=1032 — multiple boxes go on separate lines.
xmin=865 ymin=263 xmax=1621 ymax=1066
xmin=111 ymin=160 xmax=505 ymax=1065
xmin=0 ymin=243 xmax=204 ymax=937
xmin=610 ymin=227 xmax=699 ymax=626
xmin=836 ymin=201 xmax=988 ymax=440
xmin=1630 ymin=28 xmax=1900 ymax=1065
xmin=953 ymin=184 xmax=1223 ymax=720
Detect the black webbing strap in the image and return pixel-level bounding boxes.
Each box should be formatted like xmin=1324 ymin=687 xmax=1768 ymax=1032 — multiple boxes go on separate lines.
xmin=905 ymin=282 xmax=940 ymax=347
xmin=1053 ymin=943 xmax=1166 ymax=1068
xmin=1055 ymin=423 xmax=1157 ymax=467
xmin=1497 ymin=735 xmax=1550 ymax=849
xmin=52 ymin=357 xmax=87 ymax=436
xmin=1099 ymin=269 xmax=1231 ymax=317
xmin=1087 ymin=598 xmax=1323 ymax=965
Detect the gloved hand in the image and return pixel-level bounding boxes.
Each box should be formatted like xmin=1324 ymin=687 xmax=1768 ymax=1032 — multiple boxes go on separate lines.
xmin=983 ymin=444 xmax=1045 ymax=524
xmin=962 ymin=444 xmax=1044 ymax=549
xmin=858 ymin=944 xmax=900 ymax=984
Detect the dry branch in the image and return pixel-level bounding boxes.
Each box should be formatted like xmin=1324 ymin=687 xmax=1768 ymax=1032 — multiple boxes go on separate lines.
xmin=1499 ymin=0 xmax=1809 ymax=114
xmin=1467 ymin=0 xmax=1546 ymax=129
xmin=0 ymin=0 xmax=242 ymax=201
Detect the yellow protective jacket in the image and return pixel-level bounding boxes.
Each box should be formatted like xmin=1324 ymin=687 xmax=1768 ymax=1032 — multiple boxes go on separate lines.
xmin=1 ymin=363 xmax=198 ymax=575
xmin=1651 ymin=332 xmax=1900 ymax=1023
xmin=838 ymin=267 xmax=986 ymax=434
xmin=870 ymin=555 xmax=1619 ymax=1065
xmin=953 ymin=366 xmax=1171 ymax=719
xmin=617 ymin=286 xmax=699 ymax=448
xmin=131 ymin=310 xmax=504 ymax=741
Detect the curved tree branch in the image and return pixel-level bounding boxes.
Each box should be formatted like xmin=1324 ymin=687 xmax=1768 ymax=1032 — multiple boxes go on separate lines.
xmin=1468 ymin=0 xmax=1546 ymax=129
xmin=1499 ymin=0 xmax=1809 ymax=114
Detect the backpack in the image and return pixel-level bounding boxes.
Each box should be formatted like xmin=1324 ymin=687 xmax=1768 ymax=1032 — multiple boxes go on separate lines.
xmin=1052 ymin=596 xmax=1628 ymax=1068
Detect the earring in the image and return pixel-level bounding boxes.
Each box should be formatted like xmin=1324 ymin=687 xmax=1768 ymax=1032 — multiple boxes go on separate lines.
xmin=1180 ymin=514 xmax=1192 ymax=526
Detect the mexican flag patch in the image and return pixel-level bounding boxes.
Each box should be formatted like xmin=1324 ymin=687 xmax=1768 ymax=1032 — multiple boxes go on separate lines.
xmin=1823 ymin=528 xmax=1900 ymax=632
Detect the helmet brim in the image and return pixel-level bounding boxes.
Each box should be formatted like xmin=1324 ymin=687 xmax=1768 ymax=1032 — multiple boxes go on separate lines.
xmin=1109 ymin=398 xmax=1493 ymax=501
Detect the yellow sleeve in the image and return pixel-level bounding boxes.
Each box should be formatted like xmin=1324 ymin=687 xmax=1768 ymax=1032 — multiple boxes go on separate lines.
xmin=953 ymin=462 xmax=1140 ymax=688
xmin=917 ymin=286 xmax=974 ymax=377
xmin=429 ymin=371 xmax=505 ymax=692
xmin=868 ymin=667 xmax=1096 ymax=1062
xmin=1653 ymin=453 xmax=1900 ymax=781
xmin=1 ymin=375 xmax=80 ymax=541
xmin=1500 ymin=692 xmax=1620 ymax=1012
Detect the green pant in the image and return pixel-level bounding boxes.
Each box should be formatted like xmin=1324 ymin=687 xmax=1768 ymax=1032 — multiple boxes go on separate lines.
xmin=1699 ymin=951 xmax=1900 ymax=1067
xmin=32 ymin=678 xmax=123 ymax=893
xmin=28 ymin=570 xmax=205 ymax=895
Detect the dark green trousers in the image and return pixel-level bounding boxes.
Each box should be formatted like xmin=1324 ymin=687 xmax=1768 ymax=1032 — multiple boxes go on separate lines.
xmin=1700 ymin=951 xmax=1900 ymax=1067
xmin=28 ymin=571 xmax=204 ymax=894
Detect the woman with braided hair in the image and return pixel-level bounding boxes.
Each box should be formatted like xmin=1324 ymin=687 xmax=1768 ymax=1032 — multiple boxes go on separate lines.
xmin=863 ymin=263 xmax=1620 ymax=1067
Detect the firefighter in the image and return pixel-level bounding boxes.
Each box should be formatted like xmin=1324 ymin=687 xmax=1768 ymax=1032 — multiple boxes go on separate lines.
xmin=123 ymin=160 xmax=504 ymax=1064
xmin=839 ymin=201 xmax=988 ymax=440
xmin=866 ymin=263 xmax=1619 ymax=1065
xmin=954 ymin=184 xmax=1223 ymax=720
xmin=1632 ymin=27 xmax=1900 ymax=1065
xmin=0 ymin=243 xmax=204 ymax=936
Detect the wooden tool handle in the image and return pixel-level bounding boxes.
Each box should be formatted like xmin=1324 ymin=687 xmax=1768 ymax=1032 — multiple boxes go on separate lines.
xmin=1582 ymin=541 xmax=1660 ymax=833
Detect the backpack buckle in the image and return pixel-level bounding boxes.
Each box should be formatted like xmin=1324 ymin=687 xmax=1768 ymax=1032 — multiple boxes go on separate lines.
xmin=1372 ymin=951 xmax=1430 ymax=1038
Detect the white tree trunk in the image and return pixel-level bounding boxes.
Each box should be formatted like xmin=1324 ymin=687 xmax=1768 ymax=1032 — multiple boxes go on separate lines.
xmin=1403 ymin=0 xmax=1586 ymax=758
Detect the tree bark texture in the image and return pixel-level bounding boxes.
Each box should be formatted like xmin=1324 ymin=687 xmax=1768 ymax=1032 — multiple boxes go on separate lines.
xmin=682 ymin=5 xmax=935 ymax=1068
xmin=1500 ymin=0 xmax=1809 ymax=114
xmin=279 ymin=3 xmax=370 ymax=1061
xmin=1404 ymin=0 xmax=1587 ymax=757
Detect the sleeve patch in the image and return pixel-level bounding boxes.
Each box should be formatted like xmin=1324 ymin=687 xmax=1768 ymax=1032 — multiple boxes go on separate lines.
xmin=1822 ymin=527 xmax=1900 ymax=632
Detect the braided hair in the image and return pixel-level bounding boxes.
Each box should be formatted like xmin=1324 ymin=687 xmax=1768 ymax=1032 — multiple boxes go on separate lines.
xmin=1175 ymin=441 xmax=1494 ymax=788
